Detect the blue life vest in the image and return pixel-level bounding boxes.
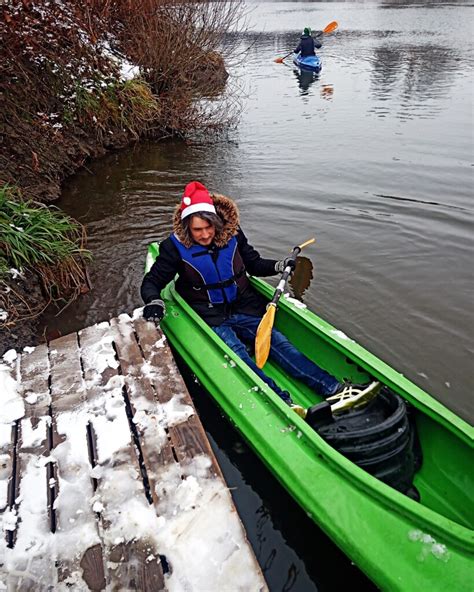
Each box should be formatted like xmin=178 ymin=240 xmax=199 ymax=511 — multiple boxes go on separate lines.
xmin=170 ymin=234 xmax=243 ymax=304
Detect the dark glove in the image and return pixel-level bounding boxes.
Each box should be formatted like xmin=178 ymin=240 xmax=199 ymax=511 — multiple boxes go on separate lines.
xmin=143 ymin=299 xmax=165 ymax=322
xmin=275 ymin=257 xmax=296 ymax=274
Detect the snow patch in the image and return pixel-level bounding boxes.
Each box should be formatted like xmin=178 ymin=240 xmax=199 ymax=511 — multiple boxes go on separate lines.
xmin=408 ymin=529 xmax=450 ymax=562
xmin=0 ymin=363 xmax=25 ymax=424
xmin=283 ymin=293 xmax=307 ymax=309
xmin=330 ymin=329 xmax=351 ymax=340
xmin=2 ymin=349 xmax=17 ymax=364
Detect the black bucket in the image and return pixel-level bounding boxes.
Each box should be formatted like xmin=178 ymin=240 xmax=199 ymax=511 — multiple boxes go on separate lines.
xmin=315 ymin=388 xmax=422 ymax=497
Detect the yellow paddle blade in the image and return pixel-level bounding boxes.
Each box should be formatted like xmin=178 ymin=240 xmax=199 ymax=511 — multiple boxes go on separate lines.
xmin=323 ymin=21 xmax=338 ymax=34
xmin=255 ymin=305 xmax=276 ymax=368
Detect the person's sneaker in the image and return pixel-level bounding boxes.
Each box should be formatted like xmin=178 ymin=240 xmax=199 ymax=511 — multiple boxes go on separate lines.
xmin=326 ymin=381 xmax=381 ymax=412
xmin=290 ymin=404 xmax=307 ymax=419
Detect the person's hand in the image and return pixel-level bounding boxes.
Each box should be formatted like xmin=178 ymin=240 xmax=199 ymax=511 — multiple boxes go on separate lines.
xmin=275 ymin=257 xmax=296 ymax=274
xmin=143 ymin=299 xmax=166 ymax=322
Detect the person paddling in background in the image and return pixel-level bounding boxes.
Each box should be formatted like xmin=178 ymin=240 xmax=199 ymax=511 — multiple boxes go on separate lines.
xmin=294 ymin=27 xmax=322 ymax=57
xmin=141 ymin=181 xmax=379 ymax=420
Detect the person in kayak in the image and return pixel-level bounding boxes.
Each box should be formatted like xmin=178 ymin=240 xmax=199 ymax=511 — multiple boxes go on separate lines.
xmin=294 ymin=27 xmax=322 ymax=57
xmin=141 ymin=181 xmax=379 ymax=419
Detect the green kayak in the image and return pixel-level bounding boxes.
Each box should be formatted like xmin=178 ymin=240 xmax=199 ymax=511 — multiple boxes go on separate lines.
xmin=145 ymin=242 xmax=473 ymax=590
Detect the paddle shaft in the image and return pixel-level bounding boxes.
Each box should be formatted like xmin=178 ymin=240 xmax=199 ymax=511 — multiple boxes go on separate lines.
xmin=269 ymin=238 xmax=315 ymax=307
xmin=255 ymin=238 xmax=315 ymax=368
xmin=268 ymin=246 xmax=301 ymax=309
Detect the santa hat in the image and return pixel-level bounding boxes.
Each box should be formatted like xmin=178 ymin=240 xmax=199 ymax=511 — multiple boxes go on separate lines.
xmin=181 ymin=181 xmax=216 ymax=219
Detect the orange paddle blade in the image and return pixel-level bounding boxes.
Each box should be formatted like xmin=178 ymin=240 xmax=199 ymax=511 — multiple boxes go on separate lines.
xmin=274 ymin=57 xmax=284 ymax=63
xmin=323 ymin=21 xmax=338 ymax=34
xmin=255 ymin=305 xmax=276 ymax=368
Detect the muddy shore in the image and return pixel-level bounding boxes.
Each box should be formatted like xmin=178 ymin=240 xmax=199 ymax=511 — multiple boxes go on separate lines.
xmin=0 ymin=126 xmax=137 ymax=358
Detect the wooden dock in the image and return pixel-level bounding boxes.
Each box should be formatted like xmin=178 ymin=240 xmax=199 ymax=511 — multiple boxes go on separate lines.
xmin=0 ymin=314 xmax=267 ymax=591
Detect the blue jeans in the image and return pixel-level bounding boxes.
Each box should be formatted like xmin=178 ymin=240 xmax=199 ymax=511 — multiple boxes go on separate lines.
xmin=212 ymin=314 xmax=340 ymax=403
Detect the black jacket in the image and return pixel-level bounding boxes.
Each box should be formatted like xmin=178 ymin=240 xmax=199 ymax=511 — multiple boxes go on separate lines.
xmin=141 ymin=227 xmax=278 ymax=326
xmin=294 ymin=34 xmax=321 ymax=57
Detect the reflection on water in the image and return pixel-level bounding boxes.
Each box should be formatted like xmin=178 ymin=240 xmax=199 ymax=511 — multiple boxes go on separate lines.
xmin=368 ymin=44 xmax=463 ymax=120
xmin=293 ymin=68 xmax=319 ymax=94
xmin=289 ymin=256 xmax=314 ymax=300
xmin=320 ymin=84 xmax=334 ymax=100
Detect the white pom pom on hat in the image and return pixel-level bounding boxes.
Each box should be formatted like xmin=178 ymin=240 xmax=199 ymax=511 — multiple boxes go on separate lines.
xmin=181 ymin=181 xmax=216 ymax=219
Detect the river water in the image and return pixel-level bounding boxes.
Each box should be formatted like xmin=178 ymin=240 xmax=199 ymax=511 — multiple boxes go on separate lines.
xmin=42 ymin=1 xmax=473 ymax=589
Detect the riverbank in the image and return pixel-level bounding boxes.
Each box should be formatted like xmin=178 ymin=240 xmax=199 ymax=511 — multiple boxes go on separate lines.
xmin=0 ymin=0 xmax=238 ymax=357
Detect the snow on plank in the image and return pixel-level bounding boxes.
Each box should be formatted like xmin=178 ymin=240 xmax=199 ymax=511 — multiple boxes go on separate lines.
xmin=7 ymin=344 xmax=56 ymax=589
xmin=0 ymin=315 xmax=267 ymax=592
xmin=48 ymin=332 xmax=106 ymax=590
xmin=78 ymin=322 xmax=165 ymax=591
xmin=133 ymin=317 xmax=221 ymax=474
xmin=0 ymin=350 xmax=21 ymax=580
xmin=110 ymin=315 xmax=176 ymax=499
xmin=125 ymin=315 xmax=267 ymax=592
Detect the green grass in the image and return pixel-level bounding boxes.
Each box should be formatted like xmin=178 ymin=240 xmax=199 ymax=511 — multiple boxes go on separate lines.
xmin=0 ymin=185 xmax=91 ymax=289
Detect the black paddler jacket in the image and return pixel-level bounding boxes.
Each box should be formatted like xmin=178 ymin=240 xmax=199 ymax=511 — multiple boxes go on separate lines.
xmin=294 ymin=34 xmax=322 ymax=57
xmin=140 ymin=194 xmax=278 ymax=326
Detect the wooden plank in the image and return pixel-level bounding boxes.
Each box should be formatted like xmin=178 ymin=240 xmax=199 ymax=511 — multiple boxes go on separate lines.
xmin=49 ymin=332 xmax=106 ymax=590
xmin=111 ymin=316 xmax=176 ymax=499
xmin=20 ymin=344 xmax=51 ymax=418
xmin=8 ymin=344 xmax=57 ymax=589
xmin=0 ymin=424 xmax=14 ymax=582
xmin=0 ymin=354 xmax=20 ymax=587
xmin=0 ymin=441 xmax=12 ymax=513
xmin=0 ymin=423 xmax=14 ymax=516
xmin=133 ymin=318 xmax=221 ymax=477
xmin=0 ymin=346 xmax=55 ymax=589
xmin=78 ymin=322 xmax=165 ymax=591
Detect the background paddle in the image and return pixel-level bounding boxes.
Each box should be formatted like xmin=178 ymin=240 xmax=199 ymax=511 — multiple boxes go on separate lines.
xmin=274 ymin=21 xmax=338 ymax=63
xmin=255 ymin=238 xmax=315 ymax=368
xmin=316 ymin=20 xmax=338 ymax=36
xmin=274 ymin=51 xmax=293 ymax=64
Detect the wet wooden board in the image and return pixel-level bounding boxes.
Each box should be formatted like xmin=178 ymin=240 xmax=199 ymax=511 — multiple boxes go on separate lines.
xmin=0 ymin=315 xmax=266 ymax=591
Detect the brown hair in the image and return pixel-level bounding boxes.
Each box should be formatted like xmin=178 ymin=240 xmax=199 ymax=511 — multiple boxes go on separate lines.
xmin=181 ymin=211 xmax=224 ymax=244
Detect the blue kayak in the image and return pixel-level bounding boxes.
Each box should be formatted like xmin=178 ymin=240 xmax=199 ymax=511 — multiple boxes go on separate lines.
xmin=293 ymin=53 xmax=322 ymax=72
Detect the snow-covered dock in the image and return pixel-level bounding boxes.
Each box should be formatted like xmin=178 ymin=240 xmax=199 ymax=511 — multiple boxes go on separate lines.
xmin=0 ymin=314 xmax=267 ymax=591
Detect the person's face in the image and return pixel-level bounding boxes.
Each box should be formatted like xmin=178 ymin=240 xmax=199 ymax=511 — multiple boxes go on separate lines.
xmin=189 ymin=216 xmax=216 ymax=246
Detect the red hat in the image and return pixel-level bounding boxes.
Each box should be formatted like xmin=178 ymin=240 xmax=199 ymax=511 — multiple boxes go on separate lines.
xmin=181 ymin=181 xmax=216 ymax=220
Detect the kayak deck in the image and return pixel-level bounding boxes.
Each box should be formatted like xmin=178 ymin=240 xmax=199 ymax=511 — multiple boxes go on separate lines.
xmin=293 ymin=53 xmax=322 ymax=72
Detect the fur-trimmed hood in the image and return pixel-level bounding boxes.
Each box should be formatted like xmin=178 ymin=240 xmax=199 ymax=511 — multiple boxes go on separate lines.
xmin=172 ymin=193 xmax=240 ymax=248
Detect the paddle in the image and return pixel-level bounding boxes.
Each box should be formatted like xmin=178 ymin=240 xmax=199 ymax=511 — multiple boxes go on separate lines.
xmin=315 ymin=20 xmax=338 ymax=36
xmin=274 ymin=21 xmax=338 ymax=63
xmin=274 ymin=51 xmax=293 ymax=64
xmin=255 ymin=238 xmax=315 ymax=368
